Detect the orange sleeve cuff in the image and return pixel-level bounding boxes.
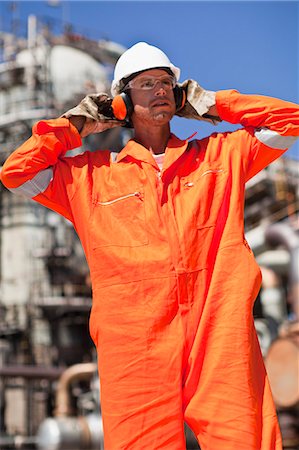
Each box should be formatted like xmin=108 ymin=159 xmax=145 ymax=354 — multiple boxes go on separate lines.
xmin=215 ymin=90 xmax=239 ymax=122
xmin=33 ymin=118 xmax=82 ymax=151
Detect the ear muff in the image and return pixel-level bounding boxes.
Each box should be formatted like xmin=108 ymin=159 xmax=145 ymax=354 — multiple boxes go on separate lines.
xmin=111 ymin=92 xmax=133 ymax=121
xmin=173 ymin=86 xmax=186 ymax=112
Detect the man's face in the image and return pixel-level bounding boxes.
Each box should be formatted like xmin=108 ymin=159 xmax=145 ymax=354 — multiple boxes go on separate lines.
xmin=127 ymin=69 xmax=177 ymax=126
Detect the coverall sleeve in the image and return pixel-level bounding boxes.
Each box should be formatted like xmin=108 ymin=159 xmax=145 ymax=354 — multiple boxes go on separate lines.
xmin=0 ymin=118 xmax=83 ymax=223
xmin=216 ymin=90 xmax=299 ymax=181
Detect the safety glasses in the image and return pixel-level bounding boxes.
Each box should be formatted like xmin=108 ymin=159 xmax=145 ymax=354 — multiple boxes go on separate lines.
xmin=125 ymin=75 xmax=176 ymax=91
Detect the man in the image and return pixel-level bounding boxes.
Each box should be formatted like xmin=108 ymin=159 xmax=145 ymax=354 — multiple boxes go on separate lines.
xmin=1 ymin=42 xmax=299 ymax=450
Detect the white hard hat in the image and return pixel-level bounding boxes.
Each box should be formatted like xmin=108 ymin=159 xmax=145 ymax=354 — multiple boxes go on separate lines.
xmin=111 ymin=42 xmax=180 ymax=96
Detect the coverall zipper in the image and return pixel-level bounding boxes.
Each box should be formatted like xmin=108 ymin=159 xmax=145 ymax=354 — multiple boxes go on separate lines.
xmin=184 ymin=169 xmax=224 ymax=188
xmin=97 ymin=191 xmax=142 ymax=206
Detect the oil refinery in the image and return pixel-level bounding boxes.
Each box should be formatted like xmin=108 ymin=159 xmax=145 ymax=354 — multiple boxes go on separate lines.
xmin=0 ymin=11 xmax=298 ymax=450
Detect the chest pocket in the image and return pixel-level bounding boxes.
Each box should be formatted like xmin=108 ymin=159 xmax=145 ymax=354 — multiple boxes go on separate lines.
xmin=181 ymin=163 xmax=226 ymax=228
xmin=90 ymin=188 xmax=148 ymax=248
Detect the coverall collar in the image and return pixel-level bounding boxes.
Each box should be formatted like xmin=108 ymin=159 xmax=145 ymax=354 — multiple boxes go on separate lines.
xmin=116 ymin=133 xmax=189 ymax=171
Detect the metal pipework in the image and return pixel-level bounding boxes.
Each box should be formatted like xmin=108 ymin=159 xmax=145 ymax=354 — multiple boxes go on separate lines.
xmin=265 ymin=222 xmax=299 ymax=319
xmin=265 ymin=323 xmax=299 ymax=408
xmin=260 ymin=266 xmax=287 ymax=323
xmin=36 ymin=362 xmax=103 ymax=450
xmin=0 ymin=365 xmax=64 ymax=380
xmin=36 ymin=413 xmax=103 ymax=450
xmin=54 ymin=362 xmax=97 ymax=417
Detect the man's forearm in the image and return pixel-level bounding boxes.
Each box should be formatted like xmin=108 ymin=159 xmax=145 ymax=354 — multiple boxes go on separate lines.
xmin=206 ymin=104 xmax=219 ymax=118
xmin=69 ymin=115 xmax=86 ymax=134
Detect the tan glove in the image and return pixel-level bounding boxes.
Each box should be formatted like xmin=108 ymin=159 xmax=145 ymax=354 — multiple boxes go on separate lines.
xmin=175 ymin=80 xmax=221 ymax=125
xmin=61 ymin=93 xmax=126 ymax=138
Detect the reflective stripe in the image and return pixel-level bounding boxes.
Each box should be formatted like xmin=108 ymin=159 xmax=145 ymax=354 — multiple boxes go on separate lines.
xmin=254 ymin=127 xmax=298 ymax=150
xmin=9 ymin=167 xmax=53 ymax=198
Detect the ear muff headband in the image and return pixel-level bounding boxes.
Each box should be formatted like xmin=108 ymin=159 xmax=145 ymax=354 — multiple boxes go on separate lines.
xmin=111 ymin=86 xmax=186 ymax=121
xmin=173 ymin=86 xmax=186 ymax=111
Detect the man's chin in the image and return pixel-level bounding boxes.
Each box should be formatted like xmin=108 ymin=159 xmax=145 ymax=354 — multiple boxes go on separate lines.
xmin=131 ymin=108 xmax=175 ymax=127
xmin=152 ymin=110 xmax=174 ymax=124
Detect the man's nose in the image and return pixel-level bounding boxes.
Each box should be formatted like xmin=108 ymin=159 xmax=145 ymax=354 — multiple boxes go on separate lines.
xmin=154 ymin=84 xmax=167 ymax=95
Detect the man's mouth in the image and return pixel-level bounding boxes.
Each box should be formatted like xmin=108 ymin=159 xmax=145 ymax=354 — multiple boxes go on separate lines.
xmin=151 ymin=99 xmax=171 ymax=108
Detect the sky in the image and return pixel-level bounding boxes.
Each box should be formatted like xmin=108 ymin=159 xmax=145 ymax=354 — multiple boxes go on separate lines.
xmin=0 ymin=0 xmax=298 ymax=158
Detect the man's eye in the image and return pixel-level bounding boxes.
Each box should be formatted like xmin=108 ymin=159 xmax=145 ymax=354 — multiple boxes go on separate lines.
xmin=140 ymin=80 xmax=154 ymax=88
xmin=162 ymin=79 xmax=172 ymax=87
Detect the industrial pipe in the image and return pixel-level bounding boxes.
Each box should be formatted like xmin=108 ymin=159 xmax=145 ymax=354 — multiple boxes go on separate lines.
xmin=0 ymin=365 xmax=64 ymax=380
xmin=265 ymin=222 xmax=299 ymax=319
xmin=36 ymin=414 xmax=104 ymax=450
xmin=260 ymin=266 xmax=287 ymax=323
xmin=37 ymin=362 xmax=102 ymax=450
xmin=265 ymin=329 xmax=299 ymax=408
xmin=54 ymin=362 xmax=97 ymax=417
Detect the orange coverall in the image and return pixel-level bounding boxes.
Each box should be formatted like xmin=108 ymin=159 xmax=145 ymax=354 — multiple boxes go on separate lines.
xmin=1 ymin=90 xmax=299 ymax=449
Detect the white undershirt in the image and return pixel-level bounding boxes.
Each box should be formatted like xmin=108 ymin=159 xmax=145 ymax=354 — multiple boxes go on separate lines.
xmin=152 ymin=153 xmax=165 ymax=170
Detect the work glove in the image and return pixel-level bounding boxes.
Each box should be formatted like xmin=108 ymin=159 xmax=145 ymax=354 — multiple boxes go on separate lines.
xmin=62 ymin=93 xmax=126 ymax=138
xmin=175 ymin=80 xmax=221 ymax=125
